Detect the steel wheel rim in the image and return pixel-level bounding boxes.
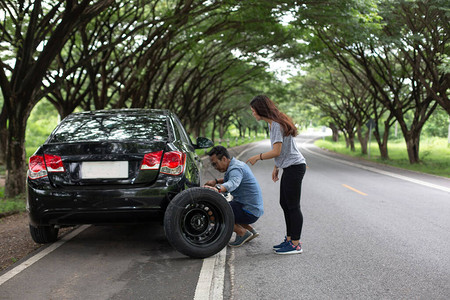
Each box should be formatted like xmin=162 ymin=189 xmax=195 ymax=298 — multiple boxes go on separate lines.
xmin=180 ymin=200 xmax=225 ymax=246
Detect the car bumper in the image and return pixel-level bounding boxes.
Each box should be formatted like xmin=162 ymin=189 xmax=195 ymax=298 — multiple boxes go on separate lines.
xmin=27 ymin=183 xmax=183 ymax=226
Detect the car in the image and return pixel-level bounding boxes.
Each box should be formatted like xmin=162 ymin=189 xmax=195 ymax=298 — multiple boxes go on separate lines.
xmin=27 ymin=108 xmax=234 ymax=258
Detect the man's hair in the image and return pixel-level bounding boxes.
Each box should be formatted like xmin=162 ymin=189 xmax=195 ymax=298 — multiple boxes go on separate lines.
xmin=207 ymin=146 xmax=230 ymax=160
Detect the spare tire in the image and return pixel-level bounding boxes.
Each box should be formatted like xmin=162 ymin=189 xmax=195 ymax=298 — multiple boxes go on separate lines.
xmin=164 ymin=187 xmax=234 ymax=258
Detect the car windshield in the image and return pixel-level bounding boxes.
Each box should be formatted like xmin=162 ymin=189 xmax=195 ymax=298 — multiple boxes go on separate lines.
xmin=48 ymin=113 xmax=169 ymax=143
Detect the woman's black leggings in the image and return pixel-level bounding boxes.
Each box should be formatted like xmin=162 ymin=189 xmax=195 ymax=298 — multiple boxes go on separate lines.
xmin=280 ymin=163 xmax=306 ymax=241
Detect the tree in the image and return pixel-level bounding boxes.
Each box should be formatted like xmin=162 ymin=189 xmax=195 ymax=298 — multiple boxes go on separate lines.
xmin=297 ymin=66 xmax=363 ymax=151
xmin=0 ymin=0 xmax=300 ymax=197
xmin=0 ymin=0 xmax=113 ymax=197
xmin=317 ymin=27 xmax=438 ymax=163
xmin=288 ymin=0 xmax=446 ymax=163
xmin=383 ymin=0 xmax=449 ymax=115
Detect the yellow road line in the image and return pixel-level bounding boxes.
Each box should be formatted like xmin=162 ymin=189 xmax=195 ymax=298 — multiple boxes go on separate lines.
xmin=342 ymin=184 xmax=368 ymax=196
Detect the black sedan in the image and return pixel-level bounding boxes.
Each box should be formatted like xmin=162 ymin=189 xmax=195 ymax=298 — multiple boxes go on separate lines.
xmin=27 ymin=109 xmax=233 ymax=258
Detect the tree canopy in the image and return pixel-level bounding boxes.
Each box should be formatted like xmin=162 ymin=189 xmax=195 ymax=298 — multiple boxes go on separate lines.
xmin=0 ymin=0 xmax=448 ymax=197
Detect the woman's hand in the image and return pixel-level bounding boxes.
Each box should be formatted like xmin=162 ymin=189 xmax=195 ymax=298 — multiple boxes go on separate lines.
xmin=247 ymin=143 xmax=282 ymax=166
xmin=246 ymin=154 xmax=260 ymax=165
xmin=272 ymin=166 xmax=279 ymax=182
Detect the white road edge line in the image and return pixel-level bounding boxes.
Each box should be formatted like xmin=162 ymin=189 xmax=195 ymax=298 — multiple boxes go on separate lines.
xmin=194 ymin=247 xmax=227 ymax=300
xmin=0 ymin=225 xmax=90 ymax=286
xmin=194 ymin=143 xmax=259 ymax=300
xmin=301 ymin=140 xmax=450 ymax=193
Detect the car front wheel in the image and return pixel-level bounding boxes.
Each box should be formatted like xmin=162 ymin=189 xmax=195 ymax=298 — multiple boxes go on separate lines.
xmin=164 ymin=187 xmax=234 ymax=258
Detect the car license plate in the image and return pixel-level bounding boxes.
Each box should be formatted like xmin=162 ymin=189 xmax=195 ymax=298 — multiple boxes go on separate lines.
xmin=81 ymin=161 xmax=129 ymax=179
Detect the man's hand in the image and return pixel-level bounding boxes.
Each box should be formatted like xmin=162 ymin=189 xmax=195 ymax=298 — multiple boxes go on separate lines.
xmin=203 ymin=185 xmax=219 ymax=192
xmin=204 ymin=180 xmax=216 ymax=187
xmin=272 ymin=166 xmax=279 ymax=182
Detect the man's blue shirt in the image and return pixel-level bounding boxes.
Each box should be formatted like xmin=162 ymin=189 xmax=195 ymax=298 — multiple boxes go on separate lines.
xmin=222 ymin=158 xmax=264 ymax=217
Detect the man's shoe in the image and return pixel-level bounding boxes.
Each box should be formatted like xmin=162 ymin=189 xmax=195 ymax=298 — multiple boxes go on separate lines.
xmin=274 ymin=241 xmax=303 ymax=255
xmin=247 ymin=228 xmax=259 ymax=242
xmin=228 ymin=231 xmax=253 ymax=247
xmin=273 ymin=237 xmax=289 ymax=250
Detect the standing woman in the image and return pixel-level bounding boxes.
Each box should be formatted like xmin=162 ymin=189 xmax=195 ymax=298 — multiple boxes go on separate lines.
xmin=246 ymin=95 xmax=307 ymax=255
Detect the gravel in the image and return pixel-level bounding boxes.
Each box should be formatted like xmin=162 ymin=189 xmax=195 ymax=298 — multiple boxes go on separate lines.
xmin=0 ymin=212 xmax=41 ymax=272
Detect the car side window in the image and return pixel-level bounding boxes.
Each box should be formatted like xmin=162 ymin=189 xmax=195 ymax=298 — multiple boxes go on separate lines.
xmin=172 ymin=115 xmax=194 ymax=146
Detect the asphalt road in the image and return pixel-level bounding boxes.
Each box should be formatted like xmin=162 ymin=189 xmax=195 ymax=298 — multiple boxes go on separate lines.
xmin=226 ymin=135 xmax=450 ymax=299
xmin=1 ymin=133 xmax=449 ymax=299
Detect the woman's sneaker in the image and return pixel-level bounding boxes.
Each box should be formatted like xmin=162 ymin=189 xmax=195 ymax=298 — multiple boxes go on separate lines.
xmin=273 ymin=237 xmax=289 ymax=250
xmin=274 ymin=241 xmax=303 ymax=255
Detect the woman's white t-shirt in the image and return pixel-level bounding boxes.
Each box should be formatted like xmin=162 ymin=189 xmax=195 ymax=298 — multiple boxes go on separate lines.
xmin=270 ymin=121 xmax=306 ymax=169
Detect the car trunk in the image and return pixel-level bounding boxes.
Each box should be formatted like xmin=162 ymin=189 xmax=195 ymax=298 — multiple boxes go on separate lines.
xmin=42 ymin=141 xmax=167 ymax=187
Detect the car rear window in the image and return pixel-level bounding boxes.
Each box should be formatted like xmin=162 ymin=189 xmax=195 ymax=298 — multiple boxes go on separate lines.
xmin=48 ymin=113 xmax=170 ymax=143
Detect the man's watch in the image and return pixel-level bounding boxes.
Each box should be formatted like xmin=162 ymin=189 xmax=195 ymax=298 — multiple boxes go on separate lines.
xmin=215 ymin=184 xmax=222 ymax=192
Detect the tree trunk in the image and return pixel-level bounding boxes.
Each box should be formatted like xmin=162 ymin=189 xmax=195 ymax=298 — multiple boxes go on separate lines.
xmin=394 ymin=104 xmax=434 ymax=164
xmin=404 ymin=132 xmax=421 ymax=164
xmin=194 ymin=125 xmax=200 ymax=139
xmin=211 ymin=117 xmax=217 ymax=142
xmin=357 ymin=125 xmax=369 ymax=155
xmin=0 ymin=128 xmax=6 ymax=165
xmin=342 ymin=131 xmax=349 ymax=148
xmin=329 ymin=123 xmax=339 ymax=142
xmin=4 ymin=112 xmax=27 ymax=197
xmin=236 ymin=121 xmax=243 ymax=137
xmin=348 ymin=131 xmax=355 ymax=151
xmin=200 ymin=125 xmax=206 ymax=138
xmin=372 ymin=128 xmax=389 ymax=160
xmin=448 ymin=117 xmax=450 ymax=144
xmin=219 ymin=123 xmax=225 ymax=139
xmin=0 ymin=106 xmax=8 ymax=165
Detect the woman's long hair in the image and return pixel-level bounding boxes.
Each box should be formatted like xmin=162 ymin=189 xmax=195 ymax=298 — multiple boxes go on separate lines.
xmin=250 ymin=95 xmax=297 ymax=137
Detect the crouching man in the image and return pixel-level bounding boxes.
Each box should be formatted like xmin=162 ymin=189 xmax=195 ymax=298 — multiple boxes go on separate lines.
xmin=204 ymin=146 xmax=264 ymax=247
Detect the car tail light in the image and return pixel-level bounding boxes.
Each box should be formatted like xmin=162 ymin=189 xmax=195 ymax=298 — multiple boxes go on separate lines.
xmin=28 ymin=155 xmax=48 ymax=179
xmin=140 ymin=151 xmax=163 ymax=170
xmin=44 ymin=154 xmax=65 ymax=172
xmin=28 ymin=154 xmax=65 ymax=179
xmin=161 ymin=151 xmax=186 ymax=175
xmin=140 ymin=150 xmax=186 ymax=175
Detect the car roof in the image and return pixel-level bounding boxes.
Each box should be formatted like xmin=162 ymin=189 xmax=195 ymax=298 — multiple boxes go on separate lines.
xmin=69 ymin=108 xmax=172 ymax=117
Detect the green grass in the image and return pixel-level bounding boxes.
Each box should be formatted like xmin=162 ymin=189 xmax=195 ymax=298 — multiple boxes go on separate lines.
xmin=315 ymin=136 xmax=450 ymax=178
xmin=0 ymin=192 xmax=26 ymax=216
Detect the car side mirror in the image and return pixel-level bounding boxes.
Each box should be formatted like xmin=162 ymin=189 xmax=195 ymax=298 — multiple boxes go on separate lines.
xmin=195 ymin=137 xmax=214 ymax=149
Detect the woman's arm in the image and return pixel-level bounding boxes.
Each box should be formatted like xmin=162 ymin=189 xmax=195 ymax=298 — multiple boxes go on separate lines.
xmin=246 ymin=142 xmax=282 ymax=165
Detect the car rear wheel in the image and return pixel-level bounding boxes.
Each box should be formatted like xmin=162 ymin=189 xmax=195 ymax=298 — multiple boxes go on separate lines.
xmin=164 ymin=187 xmax=234 ymax=258
xmin=29 ymin=224 xmax=59 ymax=244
